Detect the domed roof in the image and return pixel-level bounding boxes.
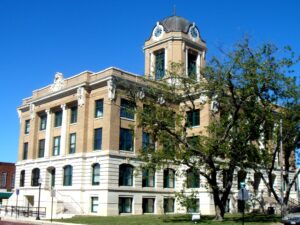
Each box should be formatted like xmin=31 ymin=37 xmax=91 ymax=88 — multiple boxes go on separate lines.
xmin=159 ymin=15 xmax=193 ymax=33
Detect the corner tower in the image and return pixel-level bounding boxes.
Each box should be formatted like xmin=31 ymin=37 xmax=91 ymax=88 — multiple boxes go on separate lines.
xmin=144 ymin=15 xmax=207 ymax=81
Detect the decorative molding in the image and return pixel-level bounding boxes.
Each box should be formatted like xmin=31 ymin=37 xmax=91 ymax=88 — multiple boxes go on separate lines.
xmin=77 ymin=87 xmax=86 ymax=107
xmin=50 ymin=72 xmax=65 ymax=92
xmin=107 ymin=78 xmax=116 ymax=101
xmin=29 ymin=103 xmax=35 ymax=119
xmin=17 ymin=109 xmax=21 ymax=123
xmin=199 ymin=93 xmax=207 ymax=104
xmin=136 ymin=89 xmax=145 ymax=100
xmin=210 ymin=95 xmax=219 ymax=113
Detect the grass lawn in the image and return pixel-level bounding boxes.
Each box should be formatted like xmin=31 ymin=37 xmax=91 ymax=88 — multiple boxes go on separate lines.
xmin=53 ymin=213 xmax=281 ymax=225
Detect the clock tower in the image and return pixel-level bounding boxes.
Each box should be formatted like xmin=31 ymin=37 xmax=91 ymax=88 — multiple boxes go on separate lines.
xmin=144 ymin=15 xmax=207 ymax=81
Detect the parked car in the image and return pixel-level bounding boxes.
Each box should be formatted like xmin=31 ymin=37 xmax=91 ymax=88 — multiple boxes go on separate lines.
xmin=282 ymin=207 xmax=300 ymax=225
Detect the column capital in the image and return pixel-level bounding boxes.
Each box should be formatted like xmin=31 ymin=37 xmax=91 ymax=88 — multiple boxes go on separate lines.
xmin=61 ymin=104 xmax=67 ymax=110
xmin=45 ymin=109 xmax=51 ymax=115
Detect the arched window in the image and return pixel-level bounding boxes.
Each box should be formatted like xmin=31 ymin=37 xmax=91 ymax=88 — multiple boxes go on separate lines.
xmin=92 ymin=163 xmax=100 ymax=185
xmin=186 ymin=168 xmax=200 ymax=188
xmin=31 ymin=168 xmax=40 ymax=186
xmin=20 ymin=170 xmax=25 ymax=187
xmin=47 ymin=167 xmax=55 ymax=187
xmin=119 ymin=164 xmax=134 ymax=186
xmin=63 ymin=165 xmax=73 ymax=186
xmin=163 ymin=168 xmax=175 ymax=188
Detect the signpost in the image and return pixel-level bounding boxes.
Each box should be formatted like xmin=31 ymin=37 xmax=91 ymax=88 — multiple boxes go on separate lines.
xmin=238 ymin=182 xmax=249 ymax=225
xmin=51 ymin=188 xmax=55 ymax=223
xmin=15 ymin=189 xmax=19 ymax=218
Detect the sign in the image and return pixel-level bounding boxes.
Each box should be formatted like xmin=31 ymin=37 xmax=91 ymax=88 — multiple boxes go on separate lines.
xmin=16 ymin=189 xmax=19 ymax=196
xmin=51 ymin=189 xmax=56 ymax=197
xmin=238 ymin=188 xmax=249 ymax=201
xmin=295 ymin=148 xmax=300 ymax=168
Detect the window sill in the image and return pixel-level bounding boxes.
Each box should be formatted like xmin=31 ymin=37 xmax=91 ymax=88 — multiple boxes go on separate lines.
xmin=120 ymin=117 xmax=135 ymax=122
xmin=94 ymin=116 xmax=103 ymax=120
xmin=120 ymin=150 xmax=134 ymax=154
xmin=70 ymin=122 xmax=78 ymax=125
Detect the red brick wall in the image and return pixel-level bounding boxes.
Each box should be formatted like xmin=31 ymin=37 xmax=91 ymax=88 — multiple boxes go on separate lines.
xmin=0 ymin=162 xmax=16 ymax=190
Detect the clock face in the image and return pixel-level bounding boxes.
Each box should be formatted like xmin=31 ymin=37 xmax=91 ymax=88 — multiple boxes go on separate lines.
xmin=190 ymin=27 xmax=198 ymax=38
xmin=154 ymin=26 xmax=162 ymax=37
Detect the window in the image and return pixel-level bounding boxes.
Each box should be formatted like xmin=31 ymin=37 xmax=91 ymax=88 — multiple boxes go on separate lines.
xmin=53 ymin=136 xmax=61 ymax=156
xmin=120 ymin=99 xmax=135 ymax=119
xmin=119 ymin=197 xmax=132 ymax=213
xmin=142 ymin=169 xmax=155 ymax=187
xmin=94 ymin=128 xmax=102 ymax=150
xmin=155 ymin=50 xmax=165 ymax=80
xmin=23 ymin=143 xmax=28 ymax=160
xmin=70 ymin=106 xmax=78 ymax=124
xmin=63 ymin=165 xmax=73 ymax=186
xmin=31 ymin=168 xmax=40 ymax=187
xmin=24 ymin=119 xmax=30 ymax=134
xmin=54 ymin=110 xmax=62 ymax=127
xmin=69 ymin=133 xmax=76 ymax=154
xmin=164 ymin=198 xmax=175 ymax=213
xmin=188 ymin=51 xmax=197 ymax=79
xmin=142 ymin=198 xmax=155 ymax=213
xmin=1 ymin=172 xmax=7 ymax=188
xmin=119 ymin=128 xmax=133 ymax=151
xmin=91 ymin=197 xmax=99 ymax=213
xmin=142 ymin=132 xmax=155 ymax=151
xmin=92 ymin=163 xmax=100 ymax=185
xmin=95 ymin=99 xmax=104 ymax=118
xmin=119 ymin=164 xmax=133 ymax=186
xmin=20 ymin=170 xmax=25 ymax=187
xmin=11 ymin=173 xmax=15 ymax=188
xmin=40 ymin=114 xmax=47 ymax=130
xmin=163 ymin=169 xmax=175 ymax=188
xmin=38 ymin=139 xmax=45 ymax=158
xmin=50 ymin=168 xmax=55 ymax=187
xmin=187 ymin=198 xmax=199 ymax=213
xmin=186 ymin=169 xmax=200 ymax=188
xmin=187 ymin=109 xmax=200 ymax=127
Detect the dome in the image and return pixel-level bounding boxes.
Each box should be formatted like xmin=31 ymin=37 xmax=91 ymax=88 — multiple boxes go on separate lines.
xmin=159 ymin=15 xmax=193 ymax=33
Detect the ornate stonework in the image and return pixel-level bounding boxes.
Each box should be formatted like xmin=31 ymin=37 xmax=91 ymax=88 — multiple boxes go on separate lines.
xmin=199 ymin=93 xmax=207 ymax=104
xmin=107 ymin=78 xmax=116 ymax=101
xmin=30 ymin=103 xmax=35 ymax=119
xmin=210 ymin=95 xmax=219 ymax=113
xmin=77 ymin=87 xmax=85 ymax=107
xmin=50 ymin=72 xmax=65 ymax=92
xmin=136 ymin=89 xmax=145 ymax=100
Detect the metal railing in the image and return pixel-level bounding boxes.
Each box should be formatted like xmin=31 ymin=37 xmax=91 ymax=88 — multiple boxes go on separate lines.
xmin=0 ymin=205 xmax=46 ymax=218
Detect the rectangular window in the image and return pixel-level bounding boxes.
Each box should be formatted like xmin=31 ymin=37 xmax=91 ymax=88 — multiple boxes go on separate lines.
xmin=188 ymin=51 xmax=197 ymax=79
xmin=119 ymin=197 xmax=133 ymax=213
xmin=120 ymin=99 xmax=135 ymax=119
xmin=95 ymin=99 xmax=104 ymax=118
xmin=20 ymin=171 xmax=25 ymax=187
xmin=69 ymin=133 xmax=76 ymax=154
xmin=11 ymin=173 xmax=15 ymax=188
xmin=91 ymin=197 xmax=99 ymax=213
xmin=187 ymin=109 xmax=200 ymax=127
xmin=1 ymin=172 xmax=7 ymax=188
xmin=119 ymin=128 xmax=133 ymax=151
xmin=155 ymin=50 xmax=165 ymax=80
xmin=142 ymin=132 xmax=155 ymax=151
xmin=53 ymin=136 xmax=61 ymax=156
xmin=187 ymin=198 xmax=199 ymax=213
xmin=24 ymin=120 xmax=30 ymax=134
xmin=38 ymin=139 xmax=45 ymax=158
xmin=54 ymin=110 xmax=62 ymax=127
xmin=164 ymin=198 xmax=175 ymax=213
xmin=142 ymin=198 xmax=155 ymax=213
xmin=94 ymin=128 xmax=102 ymax=150
xmin=70 ymin=106 xmax=78 ymax=124
xmin=40 ymin=114 xmax=47 ymax=130
xmin=23 ymin=143 xmax=28 ymax=160
xmin=142 ymin=169 xmax=155 ymax=187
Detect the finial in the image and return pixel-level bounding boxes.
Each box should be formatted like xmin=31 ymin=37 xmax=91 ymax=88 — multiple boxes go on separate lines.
xmin=173 ymin=5 xmax=176 ymax=16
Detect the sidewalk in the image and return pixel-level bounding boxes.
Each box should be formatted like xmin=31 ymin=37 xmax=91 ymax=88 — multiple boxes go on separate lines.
xmin=0 ymin=216 xmax=85 ymax=225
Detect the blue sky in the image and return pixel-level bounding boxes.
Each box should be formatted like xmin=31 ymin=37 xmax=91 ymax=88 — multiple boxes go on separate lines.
xmin=0 ymin=0 xmax=299 ymax=163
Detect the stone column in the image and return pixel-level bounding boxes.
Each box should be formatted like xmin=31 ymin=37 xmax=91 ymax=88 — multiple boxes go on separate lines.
xmin=60 ymin=104 xmax=67 ymax=156
xmin=196 ymin=52 xmax=201 ymax=81
xmin=150 ymin=52 xmax=154 ymax=78
xmin=165 ymin=47 xmax=168 ymax=72
xmin=44 ymin=109 xmax=52 ymax=158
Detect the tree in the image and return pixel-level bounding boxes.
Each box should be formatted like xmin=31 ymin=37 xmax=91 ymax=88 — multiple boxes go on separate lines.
xmin=120 ymin=39 xmax=299 ymax=220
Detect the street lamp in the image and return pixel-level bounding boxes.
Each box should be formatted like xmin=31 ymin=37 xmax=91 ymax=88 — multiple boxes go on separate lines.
xmin=36 ymin=177 xmax=42 ymax=220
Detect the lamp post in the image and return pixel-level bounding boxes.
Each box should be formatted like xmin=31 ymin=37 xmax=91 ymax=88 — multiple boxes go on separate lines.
xmin=36 ymin=178 xmax=42 ymax=220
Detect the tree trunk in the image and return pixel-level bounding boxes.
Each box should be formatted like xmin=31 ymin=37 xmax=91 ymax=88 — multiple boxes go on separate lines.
xmin=214 ymin=203 xmax=225 ymax=221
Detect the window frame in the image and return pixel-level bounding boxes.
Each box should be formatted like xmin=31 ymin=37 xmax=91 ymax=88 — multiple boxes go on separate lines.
xmin=54 ymin=110 xmax=62 ymax=127
xmin=70 ymin=106 xmax=78 ymax=124
xmin=119 ymin=164 xmax=134 ymax=186
xmin=186 ymin=169 xmax=200 ymax=188
xmin=163 ymin=198 xmax=175 ymax=213
xmin=92 ymin=163 xmax=100 ymax=185
xmin=163 ymin=168 xmax=175 ymax=188
xmin=91 ymin=197 xmax=99 ymax=213
xmin=24 ymin=119 xmax=30 ymax=134
xmin=155 ymin=49 xmax=165 ymax=80
xmin=142 ymin=198 xmax=155 ymax=213
xmin=187 ymin=109 xmax=200 ymax=127
xmin=69 ymin=133 xmax=76 ymax=154
xmin=95 ymin=99 xmax=104 ymax=118
xmin=53 ymin=136 xmax=61 ymax=156
xmin=119 ymin=128 xmax=134 ymax=151
xmin=93 ymin=128 xmax=102 ymax=150
xmin=1 ymin=172 xmax=7 ymax=188
xmin=31 ymin=168 xmax=40 ymax=187
xmin=120 ymin=99 xmax=135 ymax=120
xmin=38 ymin=139 xmax=45 ymax=158
xmin=63 ymin=165 xmax=73 ymax=186
xmin=39 ymin=114 xmax=47 ymax=130
xmin=119 ymin=197 xmax=133 ymax=214
xmin=20 ymin=170 xmax=25 ymax=187
xmin=142 ymin=168 xmax=155 ymax=187
xmin=23 ymin=142 xmax=28 ymax=160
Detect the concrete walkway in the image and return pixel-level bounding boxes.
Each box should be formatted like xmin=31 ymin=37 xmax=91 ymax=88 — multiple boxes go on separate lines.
xmin=0 ymin=217 xmax=85 ymax=225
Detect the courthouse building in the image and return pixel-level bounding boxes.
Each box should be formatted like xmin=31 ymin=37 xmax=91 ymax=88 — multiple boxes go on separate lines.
xmin=7 ymin=15 xmax=297 ymax=218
